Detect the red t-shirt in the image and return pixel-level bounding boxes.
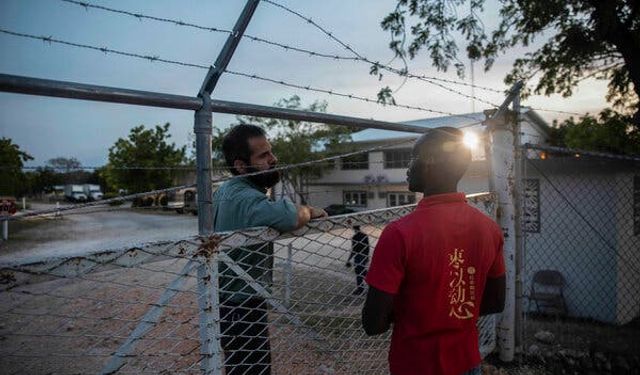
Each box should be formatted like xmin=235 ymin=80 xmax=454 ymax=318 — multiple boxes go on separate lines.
xmin=366 ymin=193 xmax=505 ymax=375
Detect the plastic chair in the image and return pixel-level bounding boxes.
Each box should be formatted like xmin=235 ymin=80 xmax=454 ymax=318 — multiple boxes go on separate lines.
xmin=530 ymin=270 xmax=567 ymax=316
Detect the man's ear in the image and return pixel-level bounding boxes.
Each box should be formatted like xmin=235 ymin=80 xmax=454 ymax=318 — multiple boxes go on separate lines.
xmin=233 ymin=159 xmax=247 ymax=174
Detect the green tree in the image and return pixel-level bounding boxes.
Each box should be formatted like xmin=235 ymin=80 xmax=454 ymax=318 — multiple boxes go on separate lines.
xmin=380 ymin=0 xmax=640 ymax=124
xmin=26 ymin=167 xmax=62 ymax=196
xmin=0 ymin=137 xmax=33 ymax=197
xmin=47 ymin=157 xmax=82 ymax=173
xmin=549 ymin=109 xmax=640 ymax=155
xmin=213 ymin=95 xmax=355 ymax=203
xmin=106 ymin=123 xmax=187 ymax=193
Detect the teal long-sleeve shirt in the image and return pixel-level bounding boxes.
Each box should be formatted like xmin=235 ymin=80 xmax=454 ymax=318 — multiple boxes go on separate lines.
xmin=213 ymin=177 xmax=298 ymax=303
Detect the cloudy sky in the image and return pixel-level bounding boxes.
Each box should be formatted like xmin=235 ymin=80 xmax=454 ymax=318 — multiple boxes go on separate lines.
xmin=0 ymin=0 xmax=610 ymax=167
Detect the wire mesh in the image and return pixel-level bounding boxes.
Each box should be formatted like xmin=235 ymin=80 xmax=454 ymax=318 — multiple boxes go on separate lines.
xmin=1 ymin=192 xmax=497 ymax=374
xmin=521 ymin=145 xmax=640 ymax=371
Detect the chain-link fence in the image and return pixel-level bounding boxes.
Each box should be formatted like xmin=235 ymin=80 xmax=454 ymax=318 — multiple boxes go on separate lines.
xmin=521 ymin=145 xmax=640 ymax=372
xmin=0 ymin=192 xmax=497 ymax=374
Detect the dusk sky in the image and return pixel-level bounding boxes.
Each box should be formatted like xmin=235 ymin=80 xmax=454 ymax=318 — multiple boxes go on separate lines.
xmin=0 ymin=0 xmax=610 ymax=167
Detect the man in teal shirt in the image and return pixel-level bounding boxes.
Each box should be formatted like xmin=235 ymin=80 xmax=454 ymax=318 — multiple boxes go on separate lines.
xmin=214 ymin=124 xmax=326 ymax=374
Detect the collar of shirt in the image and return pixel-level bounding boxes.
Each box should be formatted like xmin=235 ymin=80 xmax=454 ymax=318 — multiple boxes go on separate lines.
xmin=417 ymin=192 xmax=466 ymax=209
xmin=236 ymin=176 xmax=268 ymax=194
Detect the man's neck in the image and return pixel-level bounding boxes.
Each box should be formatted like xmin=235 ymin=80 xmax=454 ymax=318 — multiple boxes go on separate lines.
xmin=422 ymin=185 xmax=457 ymax=198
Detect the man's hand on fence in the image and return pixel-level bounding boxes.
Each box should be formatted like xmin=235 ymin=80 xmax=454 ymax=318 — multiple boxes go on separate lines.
xmin=310 ymin=206 xmax=328 ymax=219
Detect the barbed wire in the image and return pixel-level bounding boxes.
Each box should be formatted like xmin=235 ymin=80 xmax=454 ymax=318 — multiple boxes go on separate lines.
xmin=523 ymin=143 xmax=640 ymax=162
xmin=224 ymin=69 xmax=482 ymax=120
xmin=260 ymin=0 xmax=504 ymax=104
xmin=19 ymin=173 xmax=490 ymax=217
xmin=0 ymin=27 xmax=483 ymax=121
xmin=7 ymin=137 xmax=422 ymax=221
xmin=0 ymin=28 xmax=208 ymax=69
xmin=13 ymin=3 xmax=597 ymax=119
xmin=59 ymin=0 xmax=503 ymax=98
xmin=13 ymin=165 xmax=199 ymax=171
xmin=262 ymin=0 xmax=604 ymax=118
xmin=528 ymin=107 xmax=586 ymax=116
xmin=60 ymin=0 xmax=232 ymax=34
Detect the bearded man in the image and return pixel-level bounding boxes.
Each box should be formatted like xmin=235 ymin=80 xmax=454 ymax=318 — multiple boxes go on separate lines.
xmin=213 ymin=124 xmax=326 ymax=374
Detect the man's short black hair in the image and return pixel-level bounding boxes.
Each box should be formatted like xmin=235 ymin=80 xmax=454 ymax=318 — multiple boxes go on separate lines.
xmin=414 ymin=126 xmax=471 ymax=183
xmin=222 ymin=124 xmax=266 ymax=175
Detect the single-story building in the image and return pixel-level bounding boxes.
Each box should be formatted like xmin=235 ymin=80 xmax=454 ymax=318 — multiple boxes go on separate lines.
xmin=304 ymin=109 xmax=550 ymax=209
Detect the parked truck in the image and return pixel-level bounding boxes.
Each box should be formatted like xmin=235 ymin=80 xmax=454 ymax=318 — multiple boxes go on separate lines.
xmin=64 ymin=184 xmax=87 ymax=202
xmin=83 ymin=184 xmax=103 ymax=201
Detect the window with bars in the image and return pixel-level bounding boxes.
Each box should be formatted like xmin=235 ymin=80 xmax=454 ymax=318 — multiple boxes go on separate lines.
xmin=384 ymin=149 xmax=412 ymax=169
xmin=343 ymin=191 xmax=367 ymax=207
xmin=341 ymin=153 xmax=369 ymax=170
xmin=387 ymin=192 xmax=416 ymax=207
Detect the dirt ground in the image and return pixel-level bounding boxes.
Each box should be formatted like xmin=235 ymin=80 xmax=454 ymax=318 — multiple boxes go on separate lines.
xmin=0 ymin=253 xmax=387 ymax=374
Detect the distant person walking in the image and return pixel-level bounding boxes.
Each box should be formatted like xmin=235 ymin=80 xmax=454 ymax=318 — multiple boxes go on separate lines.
xmin=346 ymin=225 xmax=370 ymax=295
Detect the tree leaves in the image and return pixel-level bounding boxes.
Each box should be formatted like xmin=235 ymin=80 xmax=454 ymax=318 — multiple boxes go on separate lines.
xmin=105 ymin=123 xmax=186 ymax=193
xmin=0 ymin=138 xmax=33 ymax=196
xmin=550 ymin=109 xmax=640 ymax=154
xmin=383 ymin=0 xmax=640 ymax=124
xmin=376 ymin=87 xmax=397 ymax=105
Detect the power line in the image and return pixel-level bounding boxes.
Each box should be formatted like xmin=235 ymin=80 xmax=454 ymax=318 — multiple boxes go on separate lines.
xmin=0 ymin=27 xmax=482 ymax=121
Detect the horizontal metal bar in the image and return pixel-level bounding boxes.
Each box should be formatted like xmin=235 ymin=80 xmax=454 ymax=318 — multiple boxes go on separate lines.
xmin=0 ymin=73 xmax=202 ymax=110
xmin=0 ymin=73 xmax=430 ymax=134
xmin=210 ymin=98 xmax=429 ymax=133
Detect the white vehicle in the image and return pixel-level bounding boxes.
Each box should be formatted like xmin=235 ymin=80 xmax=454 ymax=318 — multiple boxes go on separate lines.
xmin=64 ymin=184 xmax=87 ymax=202
xmin=83 ymin=184 xmax=103 ymax=201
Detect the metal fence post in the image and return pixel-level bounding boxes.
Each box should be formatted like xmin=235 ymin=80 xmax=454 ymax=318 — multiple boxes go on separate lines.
xmin=2 ymin=219 xmax=7 ymax=241
xmin=284 ymin=242 xmax=293 ymax=307
xmin=512 ymin=90 xmax=525 ymax=353
xmin=194 ymin=94 xmax=222 ymax=374
xmin=485 ymin=82 xmax=522 ymax=362
xmin=195 ymin=2 xmax=260 ymax=373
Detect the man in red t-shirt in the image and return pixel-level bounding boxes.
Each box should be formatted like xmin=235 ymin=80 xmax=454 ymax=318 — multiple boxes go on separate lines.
xmin=363 ymin=127 xmax=506 ymax=375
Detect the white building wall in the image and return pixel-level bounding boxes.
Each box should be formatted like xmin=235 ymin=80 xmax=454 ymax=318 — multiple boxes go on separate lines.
xmin=523 ymin=171 xmax=618 ymax=322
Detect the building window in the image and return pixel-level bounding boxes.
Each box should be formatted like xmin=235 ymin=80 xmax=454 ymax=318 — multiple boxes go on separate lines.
xmin=634 ymin=176 xmax=640 ymax=235
xmin=341 ymin=153 xmax=369 ymax=170
xmin=387 ymin=192 xmax=416 ymax=207
xmin=384 ymin=149 xmax=412 ymax=169
xmin=523 ymin=179 xmax=540 ymax=233
xmin=344 ymin=191 xmax=367 ymax=207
